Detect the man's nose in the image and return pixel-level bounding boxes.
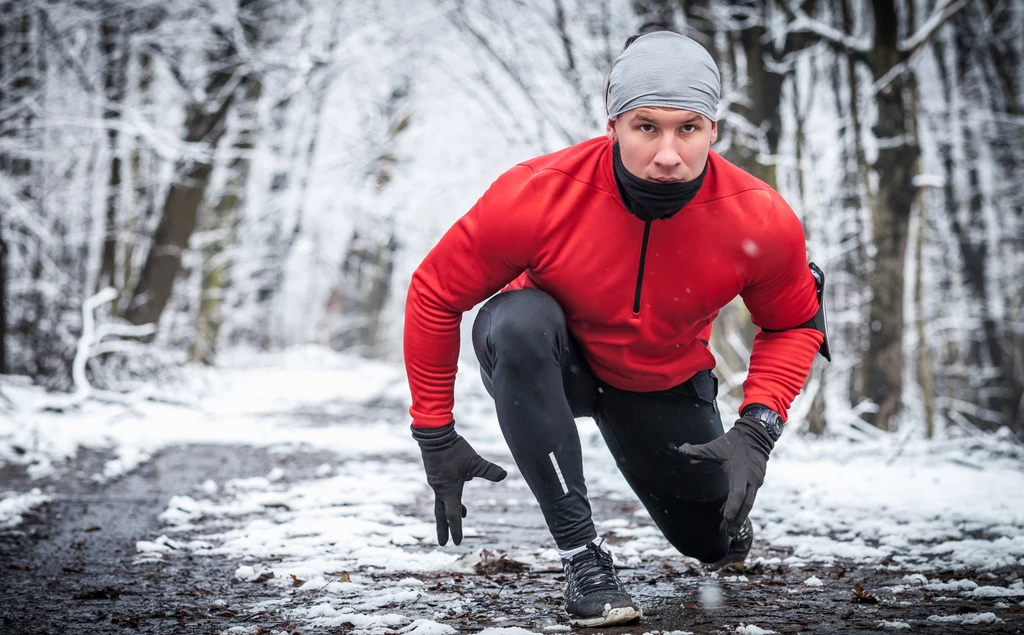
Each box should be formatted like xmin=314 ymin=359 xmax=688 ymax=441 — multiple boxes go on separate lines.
xmin=652 ymin=135 xmax=682 ymax=169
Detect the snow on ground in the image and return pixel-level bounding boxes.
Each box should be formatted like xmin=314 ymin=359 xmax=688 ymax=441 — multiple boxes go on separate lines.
xmin=0 ymin=345 xmax=416 ymax=477
xmin=0 ymin=488 xmax=51 ymax=529
xmin=1 ymin=345 xmax=1023 ymax=633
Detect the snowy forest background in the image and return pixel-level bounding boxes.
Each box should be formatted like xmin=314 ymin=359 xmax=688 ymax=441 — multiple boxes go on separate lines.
xmin=1 ymin=0 xmax=1022 ymax=441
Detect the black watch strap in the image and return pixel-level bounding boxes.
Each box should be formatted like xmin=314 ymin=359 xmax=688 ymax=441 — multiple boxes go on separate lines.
xmin=741 ymin=404 xmax=785 ymax=442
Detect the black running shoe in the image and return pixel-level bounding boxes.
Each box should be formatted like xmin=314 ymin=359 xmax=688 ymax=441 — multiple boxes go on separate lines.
xmin=711 ymin=517 xmax=754 ymax=568
xmin=561 ymin=541 xmax=641 ymax=627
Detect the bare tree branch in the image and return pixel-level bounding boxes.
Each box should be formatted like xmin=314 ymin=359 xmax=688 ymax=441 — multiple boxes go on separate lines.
xmin=446 ymin=3 xmax=576 ymax=146
xmin=779 ymin=0 xmax=871 ymax=57
xmin=899 ymin=0 xmax=969 ymax=55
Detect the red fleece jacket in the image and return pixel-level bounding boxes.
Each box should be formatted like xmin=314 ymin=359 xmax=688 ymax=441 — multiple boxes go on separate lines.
xmin=405 ymin=137 xmax=823 ymax=428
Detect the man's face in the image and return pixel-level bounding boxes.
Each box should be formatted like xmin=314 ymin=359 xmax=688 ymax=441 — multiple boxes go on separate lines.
xmin=606 ymin=107 xmax=718 ymax=183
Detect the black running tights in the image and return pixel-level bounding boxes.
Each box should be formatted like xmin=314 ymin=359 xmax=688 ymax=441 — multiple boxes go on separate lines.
xmin=472 ymin=288 xmax=731 ymax=563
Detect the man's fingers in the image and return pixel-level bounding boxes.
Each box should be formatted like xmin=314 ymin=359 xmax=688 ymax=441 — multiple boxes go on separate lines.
xmin=719 ymin=482 xmax=749 ymax=535
xmin=730 ymin=489 xmax=758 ymax=537
xmin=461 ymin=504 xmax=468 ymax=518
xmin=467 ymin=455 xmax=507 ymax=482
xmin=446 ymin=497 xmax=464 ymax=545
xmin=433 ymin=497 xmax=449 ymax=546
xmin=677 ymin=441 xmax=725 ymax=464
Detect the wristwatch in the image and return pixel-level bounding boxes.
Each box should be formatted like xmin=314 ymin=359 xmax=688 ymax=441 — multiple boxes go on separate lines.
xmin=741 ymin=404 xmax=785 ymax=442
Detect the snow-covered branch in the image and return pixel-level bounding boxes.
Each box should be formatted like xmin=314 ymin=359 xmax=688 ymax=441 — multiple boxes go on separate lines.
xmin=61 ymin=288 xmax=157 ymax=408
xmin=899 ymin=0 xmax=969 ymax=54
xmin=781 ymin=0 xmax=871 ymax=55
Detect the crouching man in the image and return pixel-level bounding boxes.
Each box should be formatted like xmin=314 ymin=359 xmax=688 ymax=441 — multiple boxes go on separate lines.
xmin=404 ymin=30 xmax=830 ymax=627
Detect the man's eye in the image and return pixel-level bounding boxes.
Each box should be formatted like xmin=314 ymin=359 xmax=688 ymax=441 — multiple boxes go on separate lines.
xmin=682 ymin=124 xmax=697 ymax=133
xmin=638 ymin=124 xmax=655 ymax=133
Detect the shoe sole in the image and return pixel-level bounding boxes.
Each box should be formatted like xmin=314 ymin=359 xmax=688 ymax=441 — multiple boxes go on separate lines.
xmin=569 ymin=606 xmax=642 ymax=627
xmin=709 ymin=555 xmax=746 ymax=569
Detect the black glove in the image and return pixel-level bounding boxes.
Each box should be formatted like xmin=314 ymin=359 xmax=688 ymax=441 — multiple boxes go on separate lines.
xmin=675 ymin=418 xmax=774 ymax=537
xmin=412 ymin=422 xmax=507 ymax=546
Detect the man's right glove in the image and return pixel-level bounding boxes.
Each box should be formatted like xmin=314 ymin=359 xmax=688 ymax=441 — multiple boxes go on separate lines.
xmin=412 ymin=422 xmax=507 ymax=546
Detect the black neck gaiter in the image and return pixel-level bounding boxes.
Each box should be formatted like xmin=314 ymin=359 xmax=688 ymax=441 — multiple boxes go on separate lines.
xmin=612 ymin=143 xmax=708 ymax=221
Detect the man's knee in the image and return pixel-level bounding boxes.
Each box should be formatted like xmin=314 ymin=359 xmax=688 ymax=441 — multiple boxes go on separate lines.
xmin=672 ymin=535 xmax=730 ymax=564
xmin=474 ymin=289 xmax=567 ymax=365
xmin=643 ymin=495 xmax=730 ymax=563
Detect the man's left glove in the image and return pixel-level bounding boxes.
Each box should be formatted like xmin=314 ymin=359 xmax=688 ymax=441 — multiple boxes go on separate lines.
xmin=412 ymin=422 xmax=507 ymax=546
xmin=676 ymin=418 xmax=774 ymax=537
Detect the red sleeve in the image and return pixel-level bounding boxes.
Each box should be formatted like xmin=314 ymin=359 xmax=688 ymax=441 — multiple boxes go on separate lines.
xmin=404 ymin=165 xmax=540 ymax=428
xmin=738 ymin=189 xmax=824 ymax=422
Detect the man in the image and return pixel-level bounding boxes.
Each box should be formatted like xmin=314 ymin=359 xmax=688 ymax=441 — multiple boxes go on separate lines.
xmin=404 ymin=31 xmax=829 ymax=627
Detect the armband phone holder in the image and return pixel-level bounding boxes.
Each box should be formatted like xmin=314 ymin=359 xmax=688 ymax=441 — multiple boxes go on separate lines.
xmin=807 ymin=262 xmax=832 ymax=362
xmin=762 ymin=262 xmax=832 ymax=362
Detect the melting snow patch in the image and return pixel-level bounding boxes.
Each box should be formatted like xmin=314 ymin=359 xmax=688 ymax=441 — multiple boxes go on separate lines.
xmin=0 ymin=489 xmax=50 ymax=528
xmin=971 ymin=585 xmax=1024 ymax=598
xmin=94 ymin=445 xmax=151 ymax=482
xmin=902 ymin=573 xmax=928 ymax=585
xmin=803 ymin=576 xmax=823 ymax=587
xmin=924 ymin=579 xmax=978 ymax=592
xmin=135 ymin=534 xmax=182 ymax=556
xmin=927 ymin=613 xmax=1003 ymax=625
xmin=158 ymin=495 xmax=205 ymax=524
xmin=23 ymin=455 xmax=54 ymax=480
xmin=735 ymin=625 xmax=776 ymax=635
xmin=399 ymin=619 xmax=456 ymax=635
xmin=292 ymin=604 xmax=409 ymax=630
xmin=876 ymin=620 xmax=911 ymax=630
xmin=234 ymin=565 xmax=257 ymax=581
xmin=148 ymin=460 xmax=452 ymax=576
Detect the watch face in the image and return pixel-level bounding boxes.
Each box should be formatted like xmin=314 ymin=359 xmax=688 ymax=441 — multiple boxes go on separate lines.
xmin=742 ymin=406 xmax=783 ymax=440
xmin=752 ymin=407 xmax=783 ymax=440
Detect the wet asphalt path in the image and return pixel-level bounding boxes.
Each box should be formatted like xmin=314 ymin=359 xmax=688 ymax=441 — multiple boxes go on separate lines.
xmin=1 ymin=443 xmax=1023 ymax=634
xmin=0 ymin=445 xmax=314 ymax=634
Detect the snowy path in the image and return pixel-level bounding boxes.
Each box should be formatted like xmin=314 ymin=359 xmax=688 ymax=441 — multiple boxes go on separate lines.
xmin=1 ymin=347 xmax=1023 ymax=634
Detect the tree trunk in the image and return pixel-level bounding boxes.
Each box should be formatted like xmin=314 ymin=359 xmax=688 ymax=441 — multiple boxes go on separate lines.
xmin=936 ymin=7 xmax=1024 ymax=432
xmin=124 ymin=63 xmax=237 ymax=329
xmin=732 ymin=14 xmax=786 ymax=188
xmin=631 ymin=0 xmax=677 ymax=31
xmin=120 ymin=51 xmax=154 ymax=314
xmin=192 ymin=78 xmax=261 ymax=364
xmin=98 ymin=20 xmax=127 ymax=296
xmin=0 ymin=221 xmax=7 ymax=374
xmin=908 ymin=70 xmax=935 ymax=439
xmin=2 ymin=8 xmax=46 ymax=379
xmin=0 ymin=6 xmax=8 ymax=374
xmin=972 ymin=1 xmax=1023 ymax=432
xmin=858 ymin=0 xmax=920 ymax=430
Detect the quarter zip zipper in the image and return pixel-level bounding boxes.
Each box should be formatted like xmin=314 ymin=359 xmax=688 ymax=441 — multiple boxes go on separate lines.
xmin=632 ymin=220 xmax=652 ymax=314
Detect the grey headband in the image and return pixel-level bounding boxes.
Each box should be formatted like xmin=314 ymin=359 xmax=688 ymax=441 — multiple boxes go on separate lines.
xmin=606 ymin=31 xmax=721 ymax=122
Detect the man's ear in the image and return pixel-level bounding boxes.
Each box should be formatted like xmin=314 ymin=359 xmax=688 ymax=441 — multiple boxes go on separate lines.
xmin=606 ymin=118 xmax=617 ymax=142
xmin=710 ymin=120 xmax=718 ymax=145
